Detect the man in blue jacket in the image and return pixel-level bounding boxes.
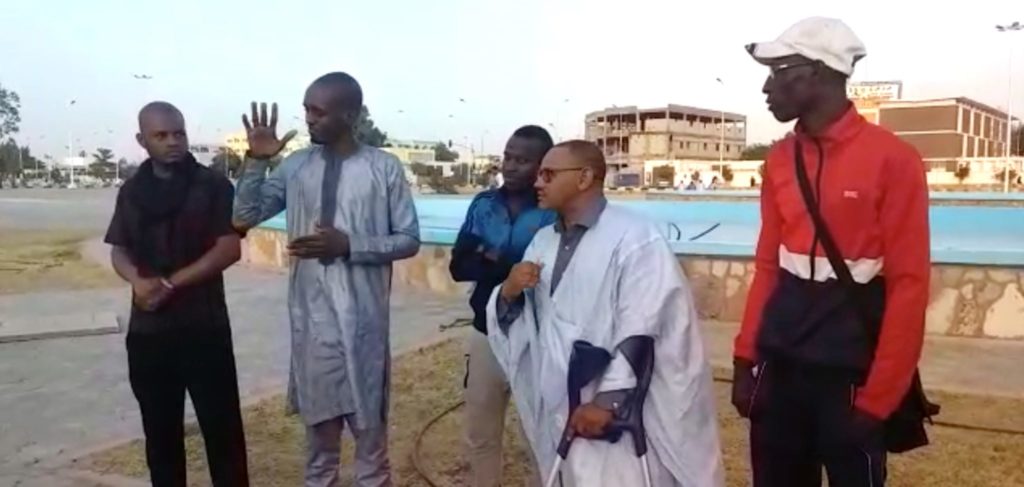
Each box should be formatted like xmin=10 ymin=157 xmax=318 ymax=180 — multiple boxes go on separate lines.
xmin=449 ymin=125 xmax=556 ymax=487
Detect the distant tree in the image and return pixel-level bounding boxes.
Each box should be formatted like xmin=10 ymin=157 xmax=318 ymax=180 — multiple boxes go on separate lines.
xmin=88 ymin=147 xmax=117 ymax=179
xmin=50 ymin=167 xmax=64 ymax=184
xmin=120 ymin=161 xmax=140 ymax=180
xmin=0 ymin=84 xmax=21 ymax=141
xmin=78 ymin=149 xmax=87 ymax=158
xmin=409 ymin=162 xmax=438 ymax=177
xmin=994 ymin=167 xmax=1020 ymax=184
xmin=433 ymin=142 xmax=459 ymax=162
xmin=355 ymin=106 xmax=387 ymax=147
xmin=954 ymin=164 xmax=971 ymax=184
xmin=721 ymin=165 xmax=735 ymax=182
xmin=0 ymin=139 xmax=21 ymax=186
xmin=741 ymin=143 xmax=773 ymax=160
xmin=211 ymin=147 xmax=243 ymax=178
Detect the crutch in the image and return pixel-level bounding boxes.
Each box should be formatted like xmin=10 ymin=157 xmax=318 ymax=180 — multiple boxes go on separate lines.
xmin=605 ymin=335 xmax=657 ymax=487
xmin=544 ymin=340 xmax=612 ymax=487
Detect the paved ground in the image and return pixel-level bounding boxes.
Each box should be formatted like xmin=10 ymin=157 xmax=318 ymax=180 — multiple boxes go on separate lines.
xmin=0 ymin=188 xmax=117 ymax=231
xmin=0 ymin=265 xmax=470 ymax=485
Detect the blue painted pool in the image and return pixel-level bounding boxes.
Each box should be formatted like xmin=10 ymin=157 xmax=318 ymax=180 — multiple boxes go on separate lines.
xmin=260 ymin=194 xmax=1024 ymax=266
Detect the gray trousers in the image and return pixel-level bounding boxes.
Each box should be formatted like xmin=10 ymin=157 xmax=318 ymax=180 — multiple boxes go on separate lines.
xmin=305 ymin=414 xmax=391 ymax=487
xmin=464 ymin=331 xmax=540 ymax=487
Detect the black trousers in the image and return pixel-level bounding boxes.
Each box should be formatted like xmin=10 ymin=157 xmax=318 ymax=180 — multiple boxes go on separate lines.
xmin=749 ymin=360 xmax=887 ymax=487
xmin=126 ymin=326 xmax=249 ymax=487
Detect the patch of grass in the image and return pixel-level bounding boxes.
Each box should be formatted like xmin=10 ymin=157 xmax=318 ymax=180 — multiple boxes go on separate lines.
xmin=81 ymin=339 xmax=1024 ymax=486
xmin=0 ymin=231 xmax=118 ymax=295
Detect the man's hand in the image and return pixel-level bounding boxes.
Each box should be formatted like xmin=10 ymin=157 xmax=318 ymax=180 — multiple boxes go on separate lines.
xmin=500 ymin=261 xmax=541 ymax=301
xmin=132 ymin=278 xmax=172 ymax=311
xmin=568 ymin=403 xmax=614 ymax=439
xmin=731 ymin=359 xmax=757 ymax=418
xmin=242 ymin=102 xmax=298 ymax=159
xmin=287 ymin=224 xmax=350 ymax=259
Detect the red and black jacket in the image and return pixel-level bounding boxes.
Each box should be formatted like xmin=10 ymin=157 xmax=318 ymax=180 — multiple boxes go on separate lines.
xmin=735 ymin=106 xmax=931 ymax=420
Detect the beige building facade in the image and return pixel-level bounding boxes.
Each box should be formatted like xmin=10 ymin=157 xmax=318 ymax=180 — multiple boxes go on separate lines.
xmin=584 ymin=104 xmax=747 ymax=178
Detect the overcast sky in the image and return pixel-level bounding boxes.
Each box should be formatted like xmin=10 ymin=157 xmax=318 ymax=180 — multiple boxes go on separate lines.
xmin=1 ymin=0 xmax=1020 ymax=161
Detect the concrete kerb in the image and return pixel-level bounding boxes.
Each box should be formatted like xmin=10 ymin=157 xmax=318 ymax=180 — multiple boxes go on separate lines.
xmin=45 ymin=327 xmax=469 ymax=486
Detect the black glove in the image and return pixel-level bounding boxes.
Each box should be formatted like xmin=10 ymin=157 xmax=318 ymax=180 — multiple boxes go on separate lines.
xmin=731 ymin=358 xmax=757 ymax=418
xmin=844 ymin=408 xmax=884 ymax=446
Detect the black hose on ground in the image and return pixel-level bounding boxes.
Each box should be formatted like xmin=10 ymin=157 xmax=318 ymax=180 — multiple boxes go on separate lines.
xmin=409 ymin=374 xmax=1024 ymax=480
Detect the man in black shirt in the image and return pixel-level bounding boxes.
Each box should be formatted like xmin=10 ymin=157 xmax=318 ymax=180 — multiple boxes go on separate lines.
xmin=104 ymin=102 xmax=249 ymax=487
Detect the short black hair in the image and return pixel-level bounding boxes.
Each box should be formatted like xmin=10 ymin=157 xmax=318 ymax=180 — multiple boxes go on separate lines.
xmin=511 ymin=125 xmax=554 ymax=155
xmin=311 ymin=72 xmax=363 ymax=110
xmin=137 ymin=101 xmax=183 ymax=131
xmin=552 ymin=139 xmax=606 ymax=181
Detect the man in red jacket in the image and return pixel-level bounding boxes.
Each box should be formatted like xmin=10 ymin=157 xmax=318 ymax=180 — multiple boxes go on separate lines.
xmin=732 ymin=17 xmax=930 ymax=487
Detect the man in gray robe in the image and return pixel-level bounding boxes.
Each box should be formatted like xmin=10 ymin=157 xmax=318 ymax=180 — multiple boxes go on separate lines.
xmin=233 ymin=72 xmax=420 ymax=487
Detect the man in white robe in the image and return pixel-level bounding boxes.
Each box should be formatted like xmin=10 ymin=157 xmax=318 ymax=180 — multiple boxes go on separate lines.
xmin=233 ymin=72 xmax=419 ymax=487
xmin=487 ymin=140 xmax=724 ymax=486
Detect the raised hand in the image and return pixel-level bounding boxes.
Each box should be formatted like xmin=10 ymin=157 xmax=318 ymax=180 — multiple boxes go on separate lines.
xmin=242 ymin=102 xmax=298 ymax=159
xmin=500 ymin=261 xmax=542 ymax=301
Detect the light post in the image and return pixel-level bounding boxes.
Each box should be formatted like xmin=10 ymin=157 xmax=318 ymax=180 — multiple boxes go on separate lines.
xmin=996 ymin=21 xmax=1022 ymax=192
xmin=716 ymin=78 xmax=726 ymax=165
xmin=67 ymin=99 xmax=77 ymax=188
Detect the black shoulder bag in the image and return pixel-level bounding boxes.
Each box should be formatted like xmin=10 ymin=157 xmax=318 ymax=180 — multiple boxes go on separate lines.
xmin=793 ymin=140 xmax=939 ymax=453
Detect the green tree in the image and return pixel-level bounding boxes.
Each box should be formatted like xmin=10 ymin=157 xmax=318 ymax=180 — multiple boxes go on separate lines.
xmin=954 ymin=164 xmax=970 ymax=184
xmin=0 ymin=84 xmax=21 ymax=141
xmin=120 ymin=160 xmax=140 ymax=180
xmin=356 ymin=106 xmax=387 ymax=147
xmin=721 ymin=165 xmax=735 ymax=182
xmin=88 ymin=147 xmax=117 ymax=179
xmin=0 ymin=139 xmax=22 ymax=186
xmin=211 ymin=147 xmax=243 ymax=178
xmin=994 ymin=167 xmax=1020 ymax=184
xmin=741 ymin=142 xmax=774 ymax=160
xmin=433 ymin=142 xmax=459 ymax=162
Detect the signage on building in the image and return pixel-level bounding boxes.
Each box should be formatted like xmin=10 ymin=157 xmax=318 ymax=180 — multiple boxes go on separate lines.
xmin=847 ymin=81 xmax=903 ymax=101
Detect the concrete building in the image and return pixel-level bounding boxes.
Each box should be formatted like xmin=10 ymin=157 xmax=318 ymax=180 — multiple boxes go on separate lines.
xmin=584 ymin=104 xmax=747 ymax=178
xmin=875 ymin=97 xmax=1013 ymax=163
xmin=382 ymin=139 xmax=438 ymax=164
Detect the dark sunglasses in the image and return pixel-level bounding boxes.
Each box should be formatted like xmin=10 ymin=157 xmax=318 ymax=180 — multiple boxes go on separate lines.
xmin=538 ymin=166 xmax=586 ymax=183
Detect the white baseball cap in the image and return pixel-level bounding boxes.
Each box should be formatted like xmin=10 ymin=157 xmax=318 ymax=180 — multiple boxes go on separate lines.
xmin=746 ymin=17 xmax=867 ymax=76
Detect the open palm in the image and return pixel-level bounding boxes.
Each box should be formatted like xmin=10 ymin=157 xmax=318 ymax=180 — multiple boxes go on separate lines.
xmin=242 ymin=102 xmax=297 ymax=159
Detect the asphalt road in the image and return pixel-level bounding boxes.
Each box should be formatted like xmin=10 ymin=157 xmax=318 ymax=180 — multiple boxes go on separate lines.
xmin=0 ymin=188 xmax=118 ymax=233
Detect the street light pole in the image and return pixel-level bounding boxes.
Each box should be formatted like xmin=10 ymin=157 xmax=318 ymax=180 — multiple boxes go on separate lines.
xmin=997 ymin=21 xmax=1021 ymax=192
xmin=716 ymin=78 xmax=726 ymax=165
xmin=67 ymin=99 xmax=77 ymax=188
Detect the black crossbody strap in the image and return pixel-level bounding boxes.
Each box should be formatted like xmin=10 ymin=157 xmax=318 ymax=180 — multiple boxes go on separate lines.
xmin=792 ymin=140 xmax=875 ymax=345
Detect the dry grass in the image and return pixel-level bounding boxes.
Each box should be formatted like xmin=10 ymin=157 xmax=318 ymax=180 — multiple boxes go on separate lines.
xmin=81 ymin=338 xmax=1024 ymax=486
xmin=0 ymin=231 xmax=118 ymax=295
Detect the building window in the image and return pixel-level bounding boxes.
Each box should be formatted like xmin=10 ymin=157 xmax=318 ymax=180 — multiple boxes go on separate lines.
xmin=703 ymin=143 xmax=709 ymax=150
xmin=715 ymin=143 xmax=721 ymax=151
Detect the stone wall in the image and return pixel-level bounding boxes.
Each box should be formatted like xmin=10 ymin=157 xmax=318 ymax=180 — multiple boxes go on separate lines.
xmin=243 ymin=228 xmax=1024 ymax=340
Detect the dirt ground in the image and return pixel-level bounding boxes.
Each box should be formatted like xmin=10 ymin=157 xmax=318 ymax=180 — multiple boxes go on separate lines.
xmin=81 ymin=338 xmax=1024 ymax=486
xmin=0 ymin=230 xmax=118 ymax=295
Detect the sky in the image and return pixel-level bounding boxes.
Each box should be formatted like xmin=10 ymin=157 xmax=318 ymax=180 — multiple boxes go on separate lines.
xmin=1 ymin=0 xmax=1021 ymax=162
